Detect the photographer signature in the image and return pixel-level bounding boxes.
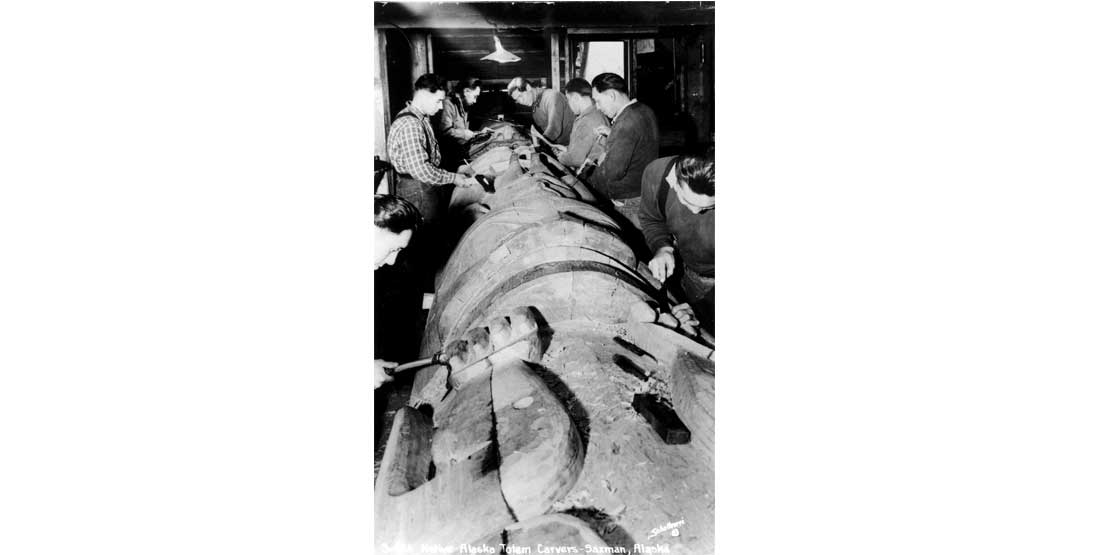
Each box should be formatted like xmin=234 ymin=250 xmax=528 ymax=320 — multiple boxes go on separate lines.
xmin=646 ymin=519 xmax=685 ymax=540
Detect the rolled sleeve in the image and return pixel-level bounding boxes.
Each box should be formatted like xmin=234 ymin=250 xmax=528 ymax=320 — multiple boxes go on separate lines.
xmin=387 ymin=117 xmax=456 ymax=186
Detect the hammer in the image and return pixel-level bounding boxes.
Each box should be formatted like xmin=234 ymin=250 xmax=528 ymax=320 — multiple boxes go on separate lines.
xmin=384 ymin=351 xmax=449 ymax=376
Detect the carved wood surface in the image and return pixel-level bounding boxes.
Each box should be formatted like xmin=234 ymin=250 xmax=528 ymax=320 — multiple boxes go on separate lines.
xmin=668 ymin=350 xmax=716 ymax=464
xmin=374 ymin=406 xmax=513 ymax=551
xmin=470 ymin=514 xmax=610 ymax=551
xmin=381 ymin=129 xmax=715 ymax=553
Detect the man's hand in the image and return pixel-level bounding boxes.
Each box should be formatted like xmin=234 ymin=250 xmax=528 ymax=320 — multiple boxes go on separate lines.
xmin=374 ymin=359 xmax=396 ymax=389
xmin=594 ymin=125 xmax=611 ymax=138
xmin=551 ymin=144 xmax=567 ymax=156
xmin=648 ymin=246 xmax=676 ymax=283
xmin=462 ymin=129 xmax=478 ymax=141
xmin=457 ymin=164 xmax=476 ymax=177
xmin=454 ymin=174 xmax=479 ymax=188
xmin=670 ymin=303 xmax=700 ymax=337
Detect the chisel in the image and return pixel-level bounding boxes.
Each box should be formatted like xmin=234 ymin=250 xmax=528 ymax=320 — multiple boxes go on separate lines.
xmin=385 ymin=351 xmax=449 ymax=376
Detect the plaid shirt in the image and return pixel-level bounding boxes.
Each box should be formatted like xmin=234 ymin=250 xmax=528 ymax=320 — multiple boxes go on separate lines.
xmin=386 ymin=104 xmax=456 ymax=186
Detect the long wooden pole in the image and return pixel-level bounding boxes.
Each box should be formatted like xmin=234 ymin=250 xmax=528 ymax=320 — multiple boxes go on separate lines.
xmin=375 ymin=29 xmax=391 ymax=193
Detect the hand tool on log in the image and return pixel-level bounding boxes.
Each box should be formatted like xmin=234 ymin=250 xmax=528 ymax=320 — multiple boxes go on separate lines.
xmin=575 ymin=157 xmax=595 ymax=179
xmin=474 ymin=175 xmax=496 ymax=193
xmin=613 ymin=335 xmax=657 ymax=364
xmin=637 ymin=261 xmax=716 ymax=348
xmin=612 ymin=354 xmax=650 ymax=381
xmin=385 ymin=351 xmax=450 ymax=376
xmin=632 ymin=394 xmax=692 ymax=445
xmin=529 ymin=126 xmax=559 ymax=154
xmin=463 ymin=158 xmax=496 ymax=193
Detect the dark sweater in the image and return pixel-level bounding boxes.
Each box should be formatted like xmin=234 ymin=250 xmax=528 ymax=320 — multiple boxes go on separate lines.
xmin=638 ymin=156 xmax=715 ymax=278
xmin=590 ymin=101 xmax=659 ymax=199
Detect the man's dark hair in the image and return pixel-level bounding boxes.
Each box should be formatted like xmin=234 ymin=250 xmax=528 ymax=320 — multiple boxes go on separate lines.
xmin=457 ymin=77 xmax=481 ymax=93
xmin=374 ymin=194 xmax=422 ymax=233
xmin=564 ymin=78 xmax=593 ymax=97
xmin=413 ymin=73 xmax=446 ymax=94
xmin=451 ymin=77 xmax=482 ymax=106
xmin=675 ymin=146 xmax=715 ymax=197
xmin=591 ymin=73 xmax=628 ymax=95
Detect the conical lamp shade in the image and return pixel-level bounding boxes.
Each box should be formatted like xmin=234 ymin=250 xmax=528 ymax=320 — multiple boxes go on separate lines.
xmin=481 ymin=35 xmax=521 ymax=63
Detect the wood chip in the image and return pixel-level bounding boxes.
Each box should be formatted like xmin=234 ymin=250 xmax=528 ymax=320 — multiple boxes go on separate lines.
xmin=512 ymin=396 xmax=534 ymax=409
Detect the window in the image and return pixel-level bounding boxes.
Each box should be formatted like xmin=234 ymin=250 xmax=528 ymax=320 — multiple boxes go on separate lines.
xmin=575 ymin=41 xmax=625 ymax=83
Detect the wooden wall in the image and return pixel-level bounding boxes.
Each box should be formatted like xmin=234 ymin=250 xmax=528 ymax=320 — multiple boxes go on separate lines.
xmin=378 ymin=24 xmax=715 ymax=157
xmin=431 ymin=29 xmax=551 ymax=90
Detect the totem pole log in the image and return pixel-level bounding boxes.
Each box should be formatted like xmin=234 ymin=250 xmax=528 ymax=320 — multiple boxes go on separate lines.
xmin=376 ymin=131 xmax=716 ymax=554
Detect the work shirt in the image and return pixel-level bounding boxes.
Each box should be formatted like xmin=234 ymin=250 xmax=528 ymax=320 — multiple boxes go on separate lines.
xmin=638 ymin=156 xmax=715 ymax=278
xmin=386 ymin=104 xmax=457 ymax=186
xmin=558 ymin=103 xmax=609 ymax=169
xmin=438 ymin=97 xmax=471 ymax=143
xmin=531 ymin=88 xmax=575 ymax=145
xmin=590 ymin=101 xmax=659 ymax=199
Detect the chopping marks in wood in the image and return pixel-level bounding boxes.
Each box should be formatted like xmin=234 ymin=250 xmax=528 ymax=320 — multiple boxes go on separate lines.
xmin=539 ymin=324 xmax=714 ymax=554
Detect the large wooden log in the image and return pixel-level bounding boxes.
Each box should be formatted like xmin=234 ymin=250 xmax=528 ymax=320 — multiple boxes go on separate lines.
xmin=379 ymin=134 xmax=716 ymax=553
xmin=493 ymin=359 xmax=585 ymax=520
xmin=441 ymin=194 xmax=621 ymax=287
xmin=426 ymin=212 xmax=649 ymax=350
xmin=668 ymin=350 xmax=716 ymax=464
xmin=376 ymin=361 xmax=584 ymax=552
xmin=470 ymin=514 xmax=609 ymax=551
xmin=374 ymin=405 xmax=514 ymax=551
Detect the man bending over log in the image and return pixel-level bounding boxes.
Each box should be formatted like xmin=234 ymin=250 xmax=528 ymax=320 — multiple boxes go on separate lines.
xmin=638 ymin=147 xmax=716 ymax=335
xmin=387 ymin=73 xmax=479 ymax=285
xmin=373 ymin=194 xmax=422 ymax=389
xmin=507 ymin=76 xmax=575 ymax=145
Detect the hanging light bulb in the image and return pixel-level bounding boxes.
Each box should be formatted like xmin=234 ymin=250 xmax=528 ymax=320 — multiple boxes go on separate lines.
xmin=481 ymin=35 xmax=521 ymax=63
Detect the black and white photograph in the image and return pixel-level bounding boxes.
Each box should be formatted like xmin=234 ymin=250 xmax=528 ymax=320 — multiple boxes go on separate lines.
xmin=6 ymin=1 xmax=1100 ymax=554
xmin=372 ymin=2 xmax=715 ymax=553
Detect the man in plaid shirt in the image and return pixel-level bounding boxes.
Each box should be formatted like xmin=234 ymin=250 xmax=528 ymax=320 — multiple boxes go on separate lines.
xmin=387 ymin=73 xmax=477 ymax=224
xmin=386 ymin=73 xmax=477 ymax=287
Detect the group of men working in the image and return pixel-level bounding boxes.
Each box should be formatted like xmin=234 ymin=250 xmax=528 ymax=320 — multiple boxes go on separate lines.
xmin=374 ymin=72 xmax=715 ymax=389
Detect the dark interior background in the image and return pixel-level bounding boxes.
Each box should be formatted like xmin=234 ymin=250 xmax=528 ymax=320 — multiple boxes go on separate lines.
xmin=375 ymin=1 xmax=715 ymax=156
